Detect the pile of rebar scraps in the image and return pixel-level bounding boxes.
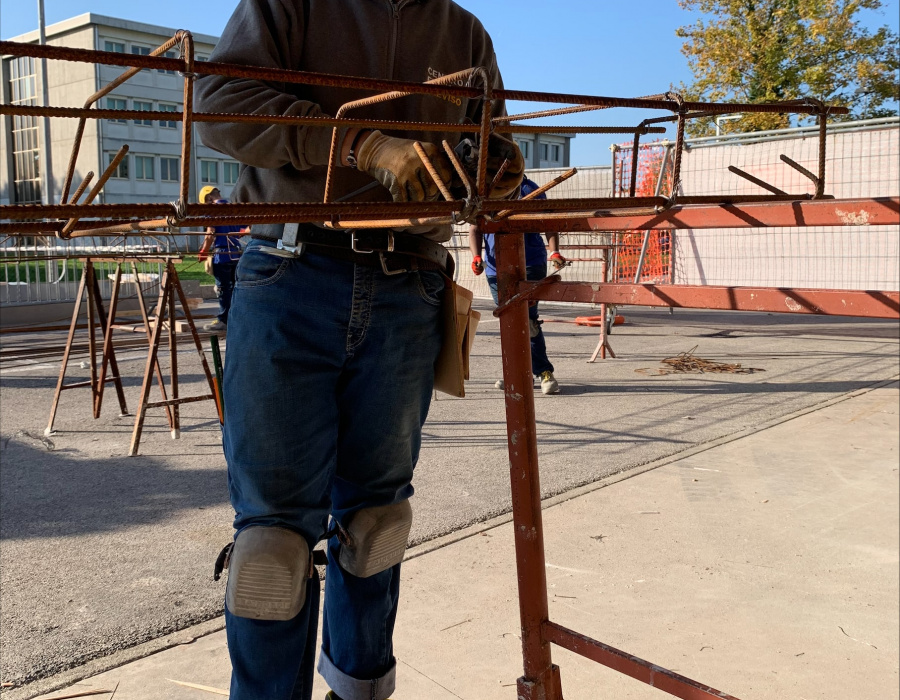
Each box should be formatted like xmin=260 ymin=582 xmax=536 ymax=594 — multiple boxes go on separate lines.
xmin=637 ymin=345 xmax=764 ymax=375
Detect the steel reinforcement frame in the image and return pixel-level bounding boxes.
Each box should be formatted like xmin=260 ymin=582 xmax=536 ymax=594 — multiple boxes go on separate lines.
xmin=2 ymin=32 xmax=899 ymax=700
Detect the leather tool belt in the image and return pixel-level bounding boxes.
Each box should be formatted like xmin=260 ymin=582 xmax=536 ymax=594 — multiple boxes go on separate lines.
xmin=252 ymin=223 xmax=453 ymax=277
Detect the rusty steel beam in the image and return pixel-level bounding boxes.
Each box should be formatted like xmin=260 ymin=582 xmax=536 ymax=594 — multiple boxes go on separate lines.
xmin=524 ymin=281 xmax=900 ymax=319
xmin=481 ymin=197 xmax=900 ymax=233
xmin=543 ymin=623 xmax=741 ymax=700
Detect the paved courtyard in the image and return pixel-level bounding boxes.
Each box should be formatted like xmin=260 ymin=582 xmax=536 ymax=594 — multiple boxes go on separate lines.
xmin=1 ymin=301 xmax=897 ymax=695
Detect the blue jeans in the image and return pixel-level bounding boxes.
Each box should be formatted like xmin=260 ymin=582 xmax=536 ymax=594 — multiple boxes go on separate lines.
xmin=222 ymin=238 xmax=444 ymax=700
xmin=487 ymin=264 xmax=554 ymax=376
xmin=212 ymin=259 xmax=238 ymax=324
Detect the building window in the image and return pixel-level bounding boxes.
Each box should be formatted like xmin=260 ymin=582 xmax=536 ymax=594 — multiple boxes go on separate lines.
xmin=160 ymin=157 xmax=180 ymax=182
xmin=200 ymin=160 xmax=218 ymax=184
xmin=107 ymin=152 xmax=129 ymax=179
xmin=517 ymin=140 xmax=530 ymax=160
xmin=133 ymin=100 xmax=154 ymax=126
xmin=158 ymin=103 xmax=178 ymax=129
xmin=551 ymin=145 xmax=561 ymax=162
xmin=104 ymin=41 xmax=125 ymax=53
xmin=196 ymin=55 xmax=208 ymax=62
xmin=541 ymin=144 xmax=549 ymax=161
xmin=135 ymin=156 xmax=155 ymax=181
xmin=159 ymin=50 xmax=178 ymax=76
xmin=106 ymin=97 xmax=128 ymax=123
xmin=131 ymin=45 xmax=151 ymax=72
xmin=9 ymin=56 xmax=42 ymax=203
xmin=223 ymin=162 xmax=240 ymax=185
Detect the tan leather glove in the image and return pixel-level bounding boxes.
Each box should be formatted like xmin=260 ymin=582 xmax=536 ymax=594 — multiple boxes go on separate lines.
xmin=486 ymin=133 xmax=525 ymax=199
xmin=356 ymin=130 xmax=455 ymax=202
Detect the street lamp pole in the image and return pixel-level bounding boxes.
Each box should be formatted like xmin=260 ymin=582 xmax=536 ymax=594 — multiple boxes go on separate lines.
xmin=37 ymin=0 xmax=55 ymax=205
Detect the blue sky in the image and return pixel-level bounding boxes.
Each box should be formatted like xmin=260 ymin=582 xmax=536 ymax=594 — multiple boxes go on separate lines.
xmin=2 ymin=0 xmax=898 ymax=165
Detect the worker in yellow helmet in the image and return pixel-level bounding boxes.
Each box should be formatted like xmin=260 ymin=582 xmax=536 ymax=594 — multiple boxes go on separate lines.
xmin=197 ymin=186 xmax=243 ymax=334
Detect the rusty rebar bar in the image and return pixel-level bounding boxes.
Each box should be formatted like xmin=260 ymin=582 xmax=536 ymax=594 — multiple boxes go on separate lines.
xmin=780 ymin=155 xmax=820 ymax=191
xmin=179 ymin=32 xmax=195 ymax=213
xmin=413 ymin=142 xmax=454 ymax=201
xmin=0 ymin=40 xmax=851 ymax=117
xmin=494 ymin=169 xmax=578 ymax=220
xmin=61 ymin=146 xmax=130 ymax=237
xmin=490 ymin=158 xmax=511 ymax=195
xmin=69 ymin=172 xmax=95 ymax=205
xmin=0 ymin=103 xmax=670 ymax=137
xmin=727 ymin=166 xmax=789 ymax=196
xmin=443 ymin=140 xmax=474 ymax=200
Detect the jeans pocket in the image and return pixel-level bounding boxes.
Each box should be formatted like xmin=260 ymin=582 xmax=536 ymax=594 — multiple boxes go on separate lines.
xmin=234 ymin=248 xmax=290 ymax=288
xmin=415 ymin=269 xmax=445 ymax=306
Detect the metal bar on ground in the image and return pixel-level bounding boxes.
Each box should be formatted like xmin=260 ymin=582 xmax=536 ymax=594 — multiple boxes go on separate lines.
xmin=543 ymin=622 xmax=741 ymax=700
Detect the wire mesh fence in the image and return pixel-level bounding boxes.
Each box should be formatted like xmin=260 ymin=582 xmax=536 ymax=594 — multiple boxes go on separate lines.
xmin=0 ymin=236 xmax=170 ymax=306
xmin=453 ymin=119 xmax=899 ymax=300
xmin=670 ymin=122 xmax=899 ymax=290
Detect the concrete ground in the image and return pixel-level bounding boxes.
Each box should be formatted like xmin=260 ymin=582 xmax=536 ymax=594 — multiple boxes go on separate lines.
xmin=1 ymin=301 xmax=898 ymax=697
xmin=21 ymin=382 xmax=900 ymax=700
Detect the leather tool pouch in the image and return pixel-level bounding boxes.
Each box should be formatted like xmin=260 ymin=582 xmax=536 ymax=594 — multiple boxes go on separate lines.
xmin=434 ymin=280 xmax=480 ymax=398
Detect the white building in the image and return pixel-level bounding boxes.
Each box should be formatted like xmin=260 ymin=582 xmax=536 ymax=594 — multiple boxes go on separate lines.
xmin=513 ymin=133 xmax=573 ymax=170
xmin=1 ymin=14 xmax=237 ymax=207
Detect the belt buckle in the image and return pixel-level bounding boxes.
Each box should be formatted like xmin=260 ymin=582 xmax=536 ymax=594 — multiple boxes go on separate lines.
xmin=274 ymin=239 xmax=305 ymax=257
xmin=273 ymin=222 xmax=304 ymax=257
xmin=379 ymin=252 xmax=408 ymax=276
xmin=352 ymin=231 xmax=395 ymax=254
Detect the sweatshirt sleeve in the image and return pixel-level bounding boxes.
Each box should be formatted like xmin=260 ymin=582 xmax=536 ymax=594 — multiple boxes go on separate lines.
xmin=194 ymin=0 xmax=333 ymax=170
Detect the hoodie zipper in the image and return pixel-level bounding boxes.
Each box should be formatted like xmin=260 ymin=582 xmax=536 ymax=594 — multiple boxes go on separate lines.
xmin=386 ymin=0 xmax=404 ymax=80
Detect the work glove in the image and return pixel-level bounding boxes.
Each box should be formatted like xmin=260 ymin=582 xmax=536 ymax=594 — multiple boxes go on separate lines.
xmin=485 ymin=132 xmax=525 ymax=199
xmin=549 ymin=252 xmax=567 ymax=271
xmin=356 ymin=130 xmax=455 ymax=202
xmin=472 ymin=256 xmax=485 ymax=276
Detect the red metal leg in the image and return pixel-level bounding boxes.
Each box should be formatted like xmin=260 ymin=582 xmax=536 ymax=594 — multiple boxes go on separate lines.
xmin=494 ymin=227 xmax=562 ymax=700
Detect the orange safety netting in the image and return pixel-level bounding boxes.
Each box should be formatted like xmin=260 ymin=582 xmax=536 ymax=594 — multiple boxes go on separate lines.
xmin=612 ymin=142 xmax=674 ymax=283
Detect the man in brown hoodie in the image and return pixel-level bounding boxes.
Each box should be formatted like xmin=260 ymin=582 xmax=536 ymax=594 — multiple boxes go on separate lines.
xmin=195 ymin=2 xmax=523 ymax=699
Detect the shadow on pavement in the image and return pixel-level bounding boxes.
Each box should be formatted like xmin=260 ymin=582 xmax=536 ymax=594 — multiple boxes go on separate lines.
xmin=0 ymin=438 xmax=229 ymax=541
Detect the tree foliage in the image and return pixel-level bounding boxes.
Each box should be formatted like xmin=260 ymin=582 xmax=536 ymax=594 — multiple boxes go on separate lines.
xmin=676 ymin=0 xmax=899 ymax=135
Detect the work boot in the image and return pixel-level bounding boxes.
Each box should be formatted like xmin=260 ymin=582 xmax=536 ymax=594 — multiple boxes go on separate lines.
xmin=539 ymin=371 xmax=559 ymax=395
xmin=204 ymin=319 xmax=227 ymax=334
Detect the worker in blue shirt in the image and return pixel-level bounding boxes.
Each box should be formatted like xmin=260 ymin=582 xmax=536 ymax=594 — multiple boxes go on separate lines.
xmin=469 ymin=177 xmax=567 ymax=394
xmin=198 ymin=186 xmax=244 ymax=333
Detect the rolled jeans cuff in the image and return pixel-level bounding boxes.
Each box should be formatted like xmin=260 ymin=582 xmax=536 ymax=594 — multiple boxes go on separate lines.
xmin=318 ymin=649 xmax=396 ymax=700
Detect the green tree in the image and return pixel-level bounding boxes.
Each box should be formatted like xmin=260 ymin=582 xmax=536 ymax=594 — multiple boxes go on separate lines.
xmin=676 ymin=0 xmax=899 ymax=135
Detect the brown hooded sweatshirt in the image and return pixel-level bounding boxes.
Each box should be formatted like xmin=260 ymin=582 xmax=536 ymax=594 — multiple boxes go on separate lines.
xmin=194 ymin=0 xmax=507 ymax=242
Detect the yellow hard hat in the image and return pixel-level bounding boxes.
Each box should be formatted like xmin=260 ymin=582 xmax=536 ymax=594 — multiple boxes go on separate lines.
xmin=199 ymin=185 xmax=220 ymax=203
